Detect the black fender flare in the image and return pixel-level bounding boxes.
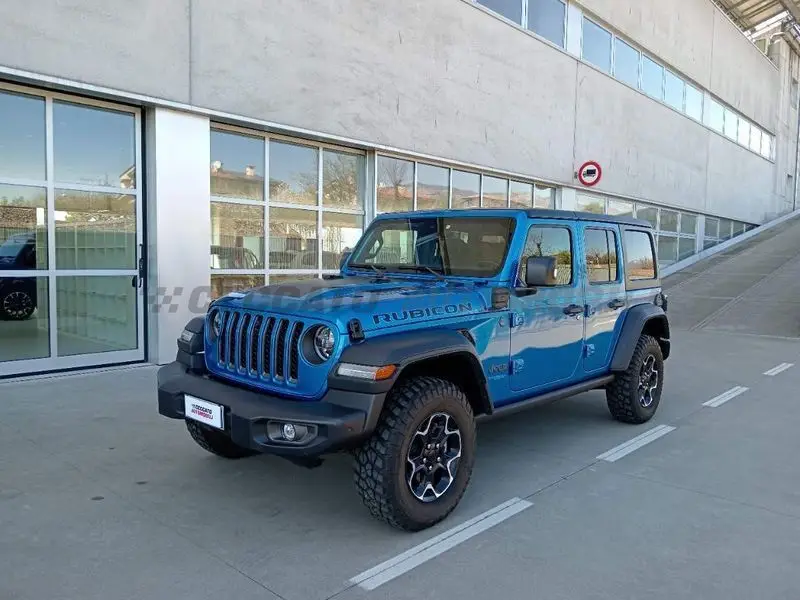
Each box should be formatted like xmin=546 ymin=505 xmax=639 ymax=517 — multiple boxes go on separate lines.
xmin=610 ymin=304 xmax=670 ymax=372
xmin=329 ymin=328 xmax=492 ymax=424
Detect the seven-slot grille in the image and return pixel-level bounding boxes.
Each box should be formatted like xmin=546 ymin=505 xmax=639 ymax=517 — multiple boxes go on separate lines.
xmin=212 ymin=309 xmax=306 ymax=384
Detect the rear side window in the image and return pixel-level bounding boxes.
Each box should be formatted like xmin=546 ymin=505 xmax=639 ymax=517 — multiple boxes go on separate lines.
xmin=519 ymin=225 xmax=573 ymax=286
xmin=585 ymin=228 xmax=618 ymax=284
xmin=625 ymin=230 xmax=656 ymax=280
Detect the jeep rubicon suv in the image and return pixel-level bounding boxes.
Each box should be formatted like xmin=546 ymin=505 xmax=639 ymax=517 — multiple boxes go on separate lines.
xmin=157 ymin=209 xmax=669 ymax=531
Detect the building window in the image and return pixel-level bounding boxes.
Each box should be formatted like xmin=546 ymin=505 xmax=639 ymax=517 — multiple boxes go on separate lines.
xmin=749 ymin=128 xmax=762 ymax=154
xmin=527 ymin=0 xmax=566 ymax=47
xmin=534 ymin=184 xmax=555 ymax=209
xmin=582 ymin=18 xmax=612 ymax=74
xmin=510 ymin=181 xmax=534 ymax=208
xmin=416 ymin=163 xmax=449 ymax=210
xmin=452 ymin=170 xmax=481 ymax=209
xmin=377 ymin=156 xmax=413 ymax=214
xmin=737 ymin=119 xmax=751 ymax=147
xmin=641 ymin=56 xmax=664 ymax=100
xmin=323 ymin=149 xmax=364 ymax=211
xmin=0 ymin=91 xmax=45 ymax=181
xmin=576 ymin=193 xmax=605 ymax=214
xmin=477 ymin=0 xmax=523 ymax=25
xmin=210 ymin=130 xmax=264 ymax=201
xmin=607 ymin=199 xmax=634 ymax=217
xmin=685 ymin=84 xmax=703 ymax=121
xmin=761 ymin=133 xmax=772 ymax=159
xmin=705 ymin=98 xmax=724 ymax=133
xmin=664 ymin=71 xmax=685 ymax=111
xmin=482 ymin=175 xmax=509 ymax=208
xmin=723 ymin=108 xmax=738 ymax=140
xmin=636 ymin=205 xmax=658 ymax=228
xmin=613 ymin=39 xmax=640 ymax=88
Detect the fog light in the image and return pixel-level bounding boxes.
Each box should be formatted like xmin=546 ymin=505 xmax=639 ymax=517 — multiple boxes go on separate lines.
xmin=282 ymin=423 xmax=297 ymax=441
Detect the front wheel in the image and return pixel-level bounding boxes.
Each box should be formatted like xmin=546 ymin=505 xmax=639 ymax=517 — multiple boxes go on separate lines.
xmin=353 ymin=376 xmax=476 ymax=531
xmin=606 ymin=334 xmax=664 ymax=424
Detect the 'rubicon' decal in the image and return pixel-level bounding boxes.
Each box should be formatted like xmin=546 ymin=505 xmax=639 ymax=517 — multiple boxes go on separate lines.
xmin=372 ymin=303 xmax=474 ymax=325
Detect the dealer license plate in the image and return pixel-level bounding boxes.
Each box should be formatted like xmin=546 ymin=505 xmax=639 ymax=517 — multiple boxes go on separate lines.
xmin=184 ymin=395 xmax=224 ymax=430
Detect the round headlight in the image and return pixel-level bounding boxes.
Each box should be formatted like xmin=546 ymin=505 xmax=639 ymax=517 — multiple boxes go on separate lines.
xmin=211 ymin=311 xmax=222 ymax=338
xmin=313 ymin=326 xmax=335 ymax=361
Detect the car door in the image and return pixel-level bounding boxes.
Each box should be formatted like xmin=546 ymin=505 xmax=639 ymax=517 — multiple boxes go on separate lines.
xmin=582 ymin=224 xmax=626 ymax=374
xmin=509 ymin=221 xmax=585 ymax=394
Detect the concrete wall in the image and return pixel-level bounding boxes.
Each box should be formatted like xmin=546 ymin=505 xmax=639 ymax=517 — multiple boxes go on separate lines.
xmin=0 ymin=0 xmax=789 ymax=223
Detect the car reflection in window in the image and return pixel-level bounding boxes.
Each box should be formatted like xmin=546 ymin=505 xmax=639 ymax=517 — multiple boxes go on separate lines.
xmin=0 ymin=234 xmax=38 ymax=321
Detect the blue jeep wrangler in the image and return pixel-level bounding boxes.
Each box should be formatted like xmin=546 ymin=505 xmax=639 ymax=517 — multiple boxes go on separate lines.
xmin=157 ymin=209 xmax=669 ymax=531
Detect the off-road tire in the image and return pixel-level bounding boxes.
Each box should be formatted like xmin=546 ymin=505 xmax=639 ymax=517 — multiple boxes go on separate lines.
xmin=606 ymin=334 xmax=664 ymax=424
xmin=353 ymin=376 xmax=476 ymax=531
xmin=185 ymin=419 xmax=257 ymax=459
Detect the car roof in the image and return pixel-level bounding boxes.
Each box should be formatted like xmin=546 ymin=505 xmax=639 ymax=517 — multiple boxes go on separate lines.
xmin=372 ymin=208 xmax=652 ymax=228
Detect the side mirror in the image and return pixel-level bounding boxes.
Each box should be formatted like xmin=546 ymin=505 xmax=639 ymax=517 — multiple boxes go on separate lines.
xmin=339 ymin=250 xmax=352 ymax=270
xmin=525 ymin=256 xmax=559 ymax=287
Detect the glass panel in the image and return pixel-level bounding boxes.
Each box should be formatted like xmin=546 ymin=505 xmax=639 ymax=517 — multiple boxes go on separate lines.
xmin=0 ymin=276 xmax=49 ymax=361
xmin=56 ymin=276 xmax=137 ymax=356
xmin=534 ymin=185 xmax=555 ymax=209
xmin=322 ymin=149 xmax=364 ymax=210
xmin=482 ymin=176 xmax=508 ymax=208
xmin=582 ymin=18 xmax=612 ymax=73
xmin=377 ymin=156 xmax=413 ymax=213
xmin=210 ymin=274 xmax=264 ymax=300
xmin=268 ymin=274 xmax=319 ymax=285
xmin=659 ymin=209 xmax=679 ymax=233
xmin=54 ymin=190 xmax=136 ymax=270
xmin=477 ymin=0 xmax=522 ymax=24
xmin=664 ymin=71 xmax=684 ymax=110
xmin=705 ymin=98 xmax=724 ymax=133
xmin=520 ymin=226 xmax=573 ymax=285
xmin=681 ymin=213 xmax=697 ymax=235
xmin=738 ymin=119 xmax=751 ymax=147
xmin=0 ymin=90 xmax=45 ymax=180
xmin=269 ymin=207 xmax=318 ymax=269
xmin=210 ymin=203 xmax=265 ymax=269
xmin=416 ymin=163 xmax=449 ymax=210
xmin=733 ymin=222 xmax=746 ymax=237
xmin=576 ymin=194 xmax=605 ymax=214
xmin=585 ymin=228 xmax=612 ymax=283
xmin=636 ymin=205 xmax=658 ymax=228
xmin=607 ymin=199 xmax=633 ymax=217
xmin=451 ymin=170 xmax=480 ymax=208
xmin=641 ymin=56 xmax=664 ymax=100
xmin=704 ymin=217 xmax=720 ymax=247
xmin=210 ymin=130 xmax=265 ymax=202
xmin=322 ymin=212 xmax=363 ymax=269
xmin=750 ymin=127 xmax=762 ymax=153
xmin=761 ymin=133 xmax=772 ymax=159
xmin=528 ymin=0 xmax=566 ymax=47
xmin=53 ymin=102 xmax=135 ymax=188
xmin=0 ymin=184 xmax=47 ymax=270
xmin=719 ymin=219 xmax=733 ymax=240
xmin=724 ymin=109 xmax=738 ymax=139
xmin=625 ymin=230 xmax=656 ymax=279
xmin=685 ymin=84 xmax=703 ymax=121
xmin=509 ymin=181 xmax=533 ymax=208
xmin=679 ymin=236 xmax=696 ymax=261
xmin=657 ymin=235 xmax=678 ymax=266
xmin=613 ymin=39 xmax=639 ymax=88
xmin=269 ymin=141 xmax=318 ymax=207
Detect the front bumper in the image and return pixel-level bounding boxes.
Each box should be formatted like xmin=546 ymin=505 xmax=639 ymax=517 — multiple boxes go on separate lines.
xmin=157 ymin=361 xmax=385 ymax=457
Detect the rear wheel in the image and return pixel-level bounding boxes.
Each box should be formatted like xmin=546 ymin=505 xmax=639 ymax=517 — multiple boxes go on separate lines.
xmin=0 ymin=289 xmax=35 ymax=321
xmin=185 ymin=420 xmax=257 ymax=459
xmin=606 ymin=334 xmax=664 ymax=424
xmin=353 ymin=376 xmax=476 ymax=531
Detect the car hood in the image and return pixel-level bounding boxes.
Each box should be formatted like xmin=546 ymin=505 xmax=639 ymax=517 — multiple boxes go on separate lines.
xmin=215 ymin=275 xmax=490 ymax=333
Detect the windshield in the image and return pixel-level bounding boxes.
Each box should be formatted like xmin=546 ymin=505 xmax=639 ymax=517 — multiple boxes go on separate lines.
xmin=349 ymin=216 xmax=515 ymax=278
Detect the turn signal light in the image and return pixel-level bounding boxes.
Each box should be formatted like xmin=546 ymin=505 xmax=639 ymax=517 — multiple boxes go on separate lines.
xmin=337 ymin=363 xmax=397 ymax=381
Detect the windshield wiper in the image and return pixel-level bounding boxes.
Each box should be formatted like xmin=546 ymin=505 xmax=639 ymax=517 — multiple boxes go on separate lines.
xmin=349 ymin=263 xmax=391 ymax=279
xmin=396 ymin=265 xmax=446 ymax=280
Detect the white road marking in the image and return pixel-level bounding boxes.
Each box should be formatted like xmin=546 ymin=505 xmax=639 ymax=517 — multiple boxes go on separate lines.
xmin=702 ymin=386 xmax=749 ymax=408
xmin=596 ymin=425 xmax=677 ymax=463
xmin=764 ymin=363 xmax=794 ymax=376
xmin=350 ymin=497 xmax=533 ymax=591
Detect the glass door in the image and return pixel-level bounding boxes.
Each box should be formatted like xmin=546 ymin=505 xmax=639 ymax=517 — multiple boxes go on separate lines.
xmin=0 ymin=83 xmax=144 ymax=376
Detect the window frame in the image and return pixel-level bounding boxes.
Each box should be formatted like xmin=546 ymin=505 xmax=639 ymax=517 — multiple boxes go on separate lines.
xmin=584 ymin=226 xmax=620 ymax=286
xmin=518 ymin=223 xmax=575 ymax=289
xmin=622 ymin=227 xmax=659 ymax=290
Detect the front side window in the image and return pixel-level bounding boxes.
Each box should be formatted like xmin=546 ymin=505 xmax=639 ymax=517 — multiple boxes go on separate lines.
xmin=349 ymin=216 xmax=515 ymax=278
xmin=585 ymin=228 xmax=618 ymax=284
xmin=624 ymin=230 xmax=656 ymax=280
xmin=519 ymin=225 xmax=573 ymax=286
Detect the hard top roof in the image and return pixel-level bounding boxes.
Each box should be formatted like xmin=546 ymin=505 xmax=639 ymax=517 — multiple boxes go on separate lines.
xmin=372 ymin=207 xmax=652 ymax=228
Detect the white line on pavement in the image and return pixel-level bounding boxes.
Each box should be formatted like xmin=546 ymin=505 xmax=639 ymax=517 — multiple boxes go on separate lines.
xmin=764 ymin=363 xmax=794 ymax=376
xmin=350 ymin=497 xmax=533 ymax=591
xmin=596 ymin=425 xmax=677 ymax=463
xmin=702 ymin=386 xmax=749 ymax=408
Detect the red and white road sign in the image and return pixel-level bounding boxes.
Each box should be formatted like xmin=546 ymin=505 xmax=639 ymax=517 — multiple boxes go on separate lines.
xmin=577 ymin=161 xmax=602 ymax=187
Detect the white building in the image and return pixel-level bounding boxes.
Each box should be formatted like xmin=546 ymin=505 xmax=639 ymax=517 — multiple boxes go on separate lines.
xmin=0 ymin=0 xmax=798 ymax=376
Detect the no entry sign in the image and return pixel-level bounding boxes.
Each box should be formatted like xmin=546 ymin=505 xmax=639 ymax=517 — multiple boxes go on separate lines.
xmin=578 ymin=161 xmax=602 ymax=187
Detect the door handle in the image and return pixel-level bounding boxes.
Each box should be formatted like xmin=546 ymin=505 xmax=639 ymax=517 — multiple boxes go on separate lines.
xmin=608 ymin=299 xmax=625 ymax=310
xmin=563 ymin=304 xmax=584 ymax=316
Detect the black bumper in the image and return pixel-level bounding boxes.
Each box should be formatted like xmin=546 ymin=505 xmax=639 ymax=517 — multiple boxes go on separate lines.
xmin=157 ymin=361 xmax=386 ymax=457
